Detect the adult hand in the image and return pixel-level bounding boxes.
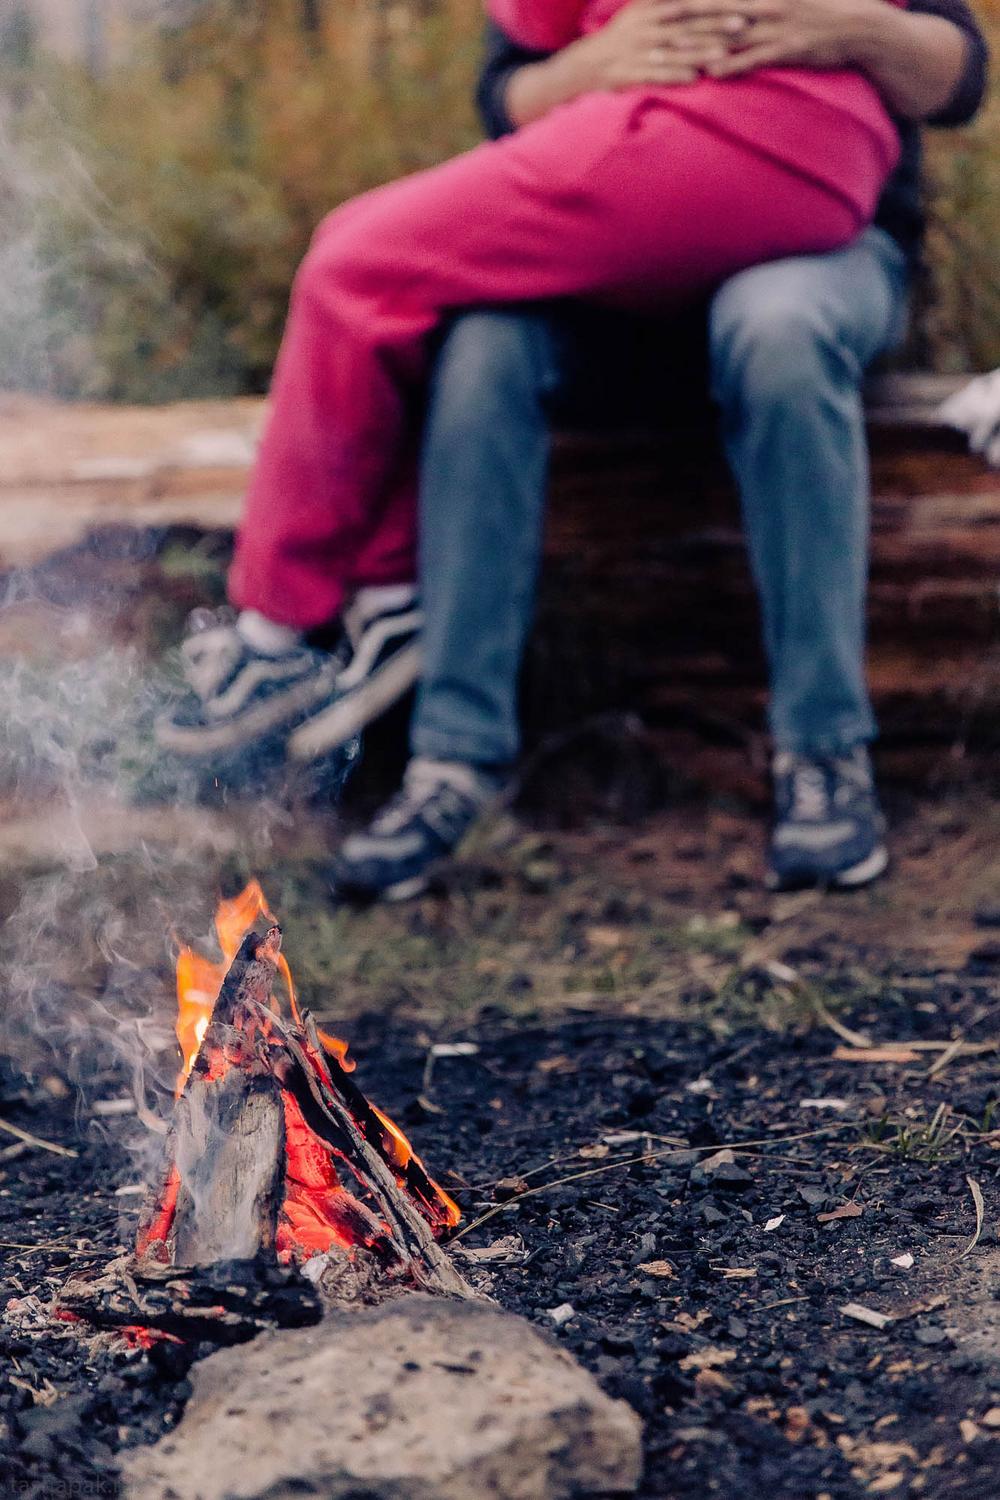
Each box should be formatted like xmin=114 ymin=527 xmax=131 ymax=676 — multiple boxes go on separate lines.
xmin=652 ymin=0 xmax=878 ymax=77
xmin=572 ymin=0 xmax=738 ymax=90
xmin=504 ymin=0 xmax=736 ymax=127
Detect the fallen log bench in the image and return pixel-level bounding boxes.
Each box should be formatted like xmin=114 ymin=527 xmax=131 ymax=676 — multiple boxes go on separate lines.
xmin=1 ymin=376 xmax=997 ymax=788
xmin=533 ymin=372 xmax=1000 ymax=795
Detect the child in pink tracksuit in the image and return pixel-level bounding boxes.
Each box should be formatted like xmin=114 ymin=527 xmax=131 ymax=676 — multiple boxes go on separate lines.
xmin=229 ymin=0 xmax=902 ymax=633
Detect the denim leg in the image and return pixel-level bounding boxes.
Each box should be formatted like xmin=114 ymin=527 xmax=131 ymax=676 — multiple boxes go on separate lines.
xmin=411 ymin=309 xmax=564 ymax=767
xmin=709 ymin=228 xmax=910 ymax=754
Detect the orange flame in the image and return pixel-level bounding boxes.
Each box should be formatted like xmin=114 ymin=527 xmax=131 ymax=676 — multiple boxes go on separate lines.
xmin=167 ymin=879 xmax=459 ymax=1262
xmin=174 ymin=879 xmax=353 ymax=1093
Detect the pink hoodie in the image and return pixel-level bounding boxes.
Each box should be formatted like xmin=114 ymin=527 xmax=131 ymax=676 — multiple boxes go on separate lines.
xmin=486 ymin=0 xmax=902 ymax=216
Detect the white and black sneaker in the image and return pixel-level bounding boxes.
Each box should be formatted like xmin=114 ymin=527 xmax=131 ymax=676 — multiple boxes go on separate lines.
xmin=287 ymin=589 xmax=423 ymax=762
xmin=330 ymin=758 xmax=502 ymax=901
xmin=155 ymin=608 xmax=343 ymax=758
xmin=768 ymin=746 xmax=889 ymax=891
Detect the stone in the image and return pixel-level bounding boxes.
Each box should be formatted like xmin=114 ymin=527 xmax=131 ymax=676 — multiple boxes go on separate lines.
xmin=123 ymin=1296 xmax=642 ymax=1500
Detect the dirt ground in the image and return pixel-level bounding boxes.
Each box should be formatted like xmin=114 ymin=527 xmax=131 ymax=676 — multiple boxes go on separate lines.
xmin=1 ymin=526 xmax=998 ymax=1499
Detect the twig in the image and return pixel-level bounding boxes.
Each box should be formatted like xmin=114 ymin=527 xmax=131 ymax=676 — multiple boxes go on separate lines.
xmin=807 ymin=992 xmax=873 ymax=1049
xmin=468 ymin=1133 xmax=687 ymax=1192
xmin=0 ymin=1118 xmax=77 ymax=1159
xmin=960 ymin=1177 xmax=985 ymax=1258
xmin=927 ymin=1036 xmax=967 ymax=1079
xmin=0 ymin=1240 xmax=106 ymax=1257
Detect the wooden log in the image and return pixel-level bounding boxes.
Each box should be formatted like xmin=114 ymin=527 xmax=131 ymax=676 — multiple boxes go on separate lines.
xmin=3 ymin=382 xmax=998 ymax=780
xmin=526 ymin=404 xmax=1000 ymax=786
xmin=172 ymin=1072 xmax=285 ymax=1267
xmin=58 ymin=1257 xmax=323 ymax=1346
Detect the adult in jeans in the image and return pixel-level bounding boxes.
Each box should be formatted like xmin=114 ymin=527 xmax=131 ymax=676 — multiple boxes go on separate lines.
xmin=330 ymin=0 xmax=987 ymax=898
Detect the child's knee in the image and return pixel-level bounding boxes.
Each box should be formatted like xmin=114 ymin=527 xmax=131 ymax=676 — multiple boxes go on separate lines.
xmin=294 ymin=218 xmax=366 ymax=304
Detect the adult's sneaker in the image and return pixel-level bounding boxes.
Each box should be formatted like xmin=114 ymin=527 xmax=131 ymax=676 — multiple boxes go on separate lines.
xmin=768 ymin=747 xmax=888 ymax=891
xmin=329 ymin=758 xmax=502 ymax=901
xmin=287 ymin=592 xmax=423 ymax=761
xmin=155 ymin=609 xmax=343 ymax=757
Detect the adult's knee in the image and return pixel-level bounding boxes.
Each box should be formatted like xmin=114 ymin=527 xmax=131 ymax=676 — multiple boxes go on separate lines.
xmin=429 ymin=310 xmax=554 ymax=432
xmin=710 ymin=279 xmax=855 ymax=413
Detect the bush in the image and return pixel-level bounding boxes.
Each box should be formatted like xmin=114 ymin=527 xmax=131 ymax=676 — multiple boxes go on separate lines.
xmin=1 ymin=0 xmax=997 ymax=401
xmin=2 ymin=0 xmax=483 ymax=399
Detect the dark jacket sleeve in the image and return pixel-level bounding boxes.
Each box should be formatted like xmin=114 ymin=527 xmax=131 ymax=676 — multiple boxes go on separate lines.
xmin=907 ymin=0 xmax=989 ymax=126
xmin=476 ymin=20 xmax=551 ymax=138
xmin=476 ymin=1 xmax=989 ymax=139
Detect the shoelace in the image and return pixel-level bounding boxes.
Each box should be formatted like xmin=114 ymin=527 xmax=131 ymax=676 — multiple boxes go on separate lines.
xmin=789 ymin=761 xmax=831 ymax=823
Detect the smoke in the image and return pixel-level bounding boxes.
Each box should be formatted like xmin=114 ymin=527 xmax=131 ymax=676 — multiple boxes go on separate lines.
xmin=0 ymin=99 xmax=62 ymax=392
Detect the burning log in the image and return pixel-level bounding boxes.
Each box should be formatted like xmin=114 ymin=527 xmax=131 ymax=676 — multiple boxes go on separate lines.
xmin=136 ymin=920 xmax=473 ymax=1300
xmin=58 ymin=1257 xmax=323 ymax=1348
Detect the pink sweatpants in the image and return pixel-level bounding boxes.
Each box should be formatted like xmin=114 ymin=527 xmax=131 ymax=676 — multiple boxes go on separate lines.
xmin=230 ymin=83 xmax=897 ymax=628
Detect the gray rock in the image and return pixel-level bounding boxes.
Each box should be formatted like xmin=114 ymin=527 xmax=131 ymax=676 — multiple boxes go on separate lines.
xmin=123 ymin=1296 xmax=642 ymax=1500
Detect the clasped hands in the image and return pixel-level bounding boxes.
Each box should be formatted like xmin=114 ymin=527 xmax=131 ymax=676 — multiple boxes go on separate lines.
xmin=588 ymin=0 xmax=872 ymax=88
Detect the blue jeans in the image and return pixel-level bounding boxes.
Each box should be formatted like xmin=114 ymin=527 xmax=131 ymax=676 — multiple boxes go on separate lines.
xmin=412 ymin=227 xmax=909 ymax=767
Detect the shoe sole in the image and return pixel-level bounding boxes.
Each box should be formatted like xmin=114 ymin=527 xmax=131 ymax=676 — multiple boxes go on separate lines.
xmin=831 ymin=842 xmax=890 ymax=888
xmin=155 ymin=672 xmax=338 ymax=757
xmin=288 ymin=641 xmax=422 ymax=761
xmin=766 ymin=842 xmax=889 ymax=893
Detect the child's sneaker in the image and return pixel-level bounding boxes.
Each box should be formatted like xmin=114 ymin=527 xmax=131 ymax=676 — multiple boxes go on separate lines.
xmin=287 ymin=592 xmax=423 ymax=761
xmin=155 ymin=609 xmax=342 ymax=757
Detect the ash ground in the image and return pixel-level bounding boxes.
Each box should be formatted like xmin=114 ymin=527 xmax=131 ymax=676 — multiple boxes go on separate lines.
xmin=1 ymin=847 xmax=999 ymax=1500
xmin=1 ymin=528 xmax=999 ymax=1498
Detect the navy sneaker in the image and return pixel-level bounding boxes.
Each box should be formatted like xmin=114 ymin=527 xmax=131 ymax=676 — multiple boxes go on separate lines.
xmin=768 ymin=747 xmax=888 ymax=891
xmin=155 ymin=609 xmax=343 ymax=758
xmin=330 ymin=759 xmax=502 ymax=901
xmin=287 ymin=594 xmax=423 ymax=762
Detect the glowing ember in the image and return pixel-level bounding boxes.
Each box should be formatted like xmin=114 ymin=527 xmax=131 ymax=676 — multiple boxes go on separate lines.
xmin=148 ymin=883 xmax=460 ymax=1273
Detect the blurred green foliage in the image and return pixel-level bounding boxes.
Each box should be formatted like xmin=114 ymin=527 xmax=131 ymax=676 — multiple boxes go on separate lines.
xmin=0 ymin=0 xmax=995 ymax=401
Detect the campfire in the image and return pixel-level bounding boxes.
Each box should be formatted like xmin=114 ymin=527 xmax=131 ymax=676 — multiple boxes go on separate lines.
xmin=140 ymin=881 xmax=465 ymax=1288
xmin=59 ymin=883 xmax=472 ymax=1346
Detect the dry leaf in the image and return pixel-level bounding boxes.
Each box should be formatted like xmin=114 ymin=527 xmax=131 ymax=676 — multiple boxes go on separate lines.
xmin=784 ymin=1406 xmax=812 ymax=1443
xmin=832 ymin=1046 xmax=919 ymax=1064
xmin=799 ymin=1098 xmax=850 ymax=1112
xmin=679 ymin=1346 xmax=738 ymax=1372
xmin=719 ymin=1267 xmax=757 ymax=1280
xmin=584 ymin=926 xmax=625 ymax=949
xmin=536 ymin=1054 xmax=574 ymax=1075
xmin=493 ymin=1175 xmax=530 ymax=1200
xmin=764 ymin=1215 xmax=785 ymax=1232
xmin=959 ymin=1419 xmax=981 ymax=1444
xmin=818 ymin=1201 xmax=863 ymax=1224
xmin=637 ymin=1259 xmax=675 ymax=1279
xmin=841 ymin=1303 xmax=892 ymax=1330
xmin=981 ymin=1408 xmax=1000 ymax=1429
xmin=578 ymin=1144 xmax=611 ymax=1160
xmin=695 ymin=1367 xmax=734 ymax=1395
xmin=869 ymin=1474 xmax=905 ymax=1494
xmin=890 ymin=1253 xmax=914 ymax=1270
xmin=668 ymin=1309 xmax=712 ymax=1333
